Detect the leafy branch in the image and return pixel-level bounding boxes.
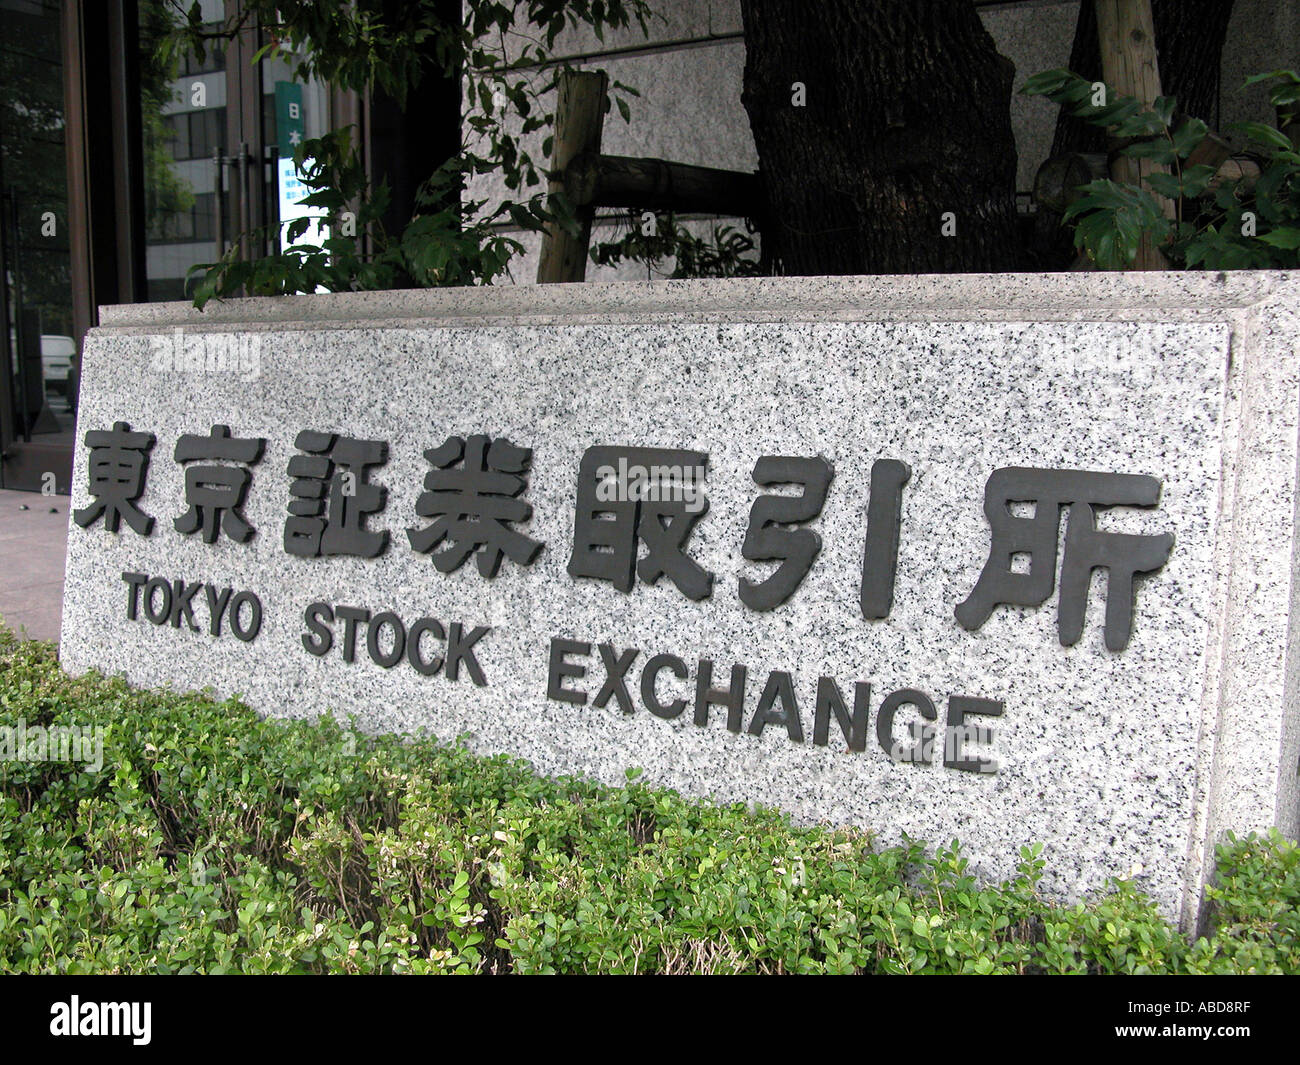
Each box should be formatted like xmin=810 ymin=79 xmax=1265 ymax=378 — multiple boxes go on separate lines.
xmin=1022 ymin=68 xmax=1300 ymax=270
xmin=589 ymin=213 xmax=763 ymax=279
xmin=164 ymin=0 xmax=654 ymax=304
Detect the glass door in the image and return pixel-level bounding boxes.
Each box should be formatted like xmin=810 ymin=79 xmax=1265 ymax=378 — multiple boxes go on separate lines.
xmin=0 ymin=0 xmax=348 ymax=493
xmin=0 ymin=0 xmax=77 ymax=492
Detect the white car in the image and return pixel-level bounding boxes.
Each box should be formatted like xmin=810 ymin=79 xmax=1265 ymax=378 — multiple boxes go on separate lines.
xmin=41 ymin=334 xmax=77 ymax=398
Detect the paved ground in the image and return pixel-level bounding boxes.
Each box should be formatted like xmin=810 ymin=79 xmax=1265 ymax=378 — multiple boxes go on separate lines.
xmin=0 ymin=488 xmax=68 ymax=644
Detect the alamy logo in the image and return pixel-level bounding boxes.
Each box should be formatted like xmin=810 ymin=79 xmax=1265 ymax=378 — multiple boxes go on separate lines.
xmin=149 ymin=328 xmax=261 ymax=380
xmin=49 ymin=997 xmax=151 ymax=1045
xmin=0 ymin=718 xmax=103 ymax=772
xmin=595 ymin=456 xmax=707 ymax=513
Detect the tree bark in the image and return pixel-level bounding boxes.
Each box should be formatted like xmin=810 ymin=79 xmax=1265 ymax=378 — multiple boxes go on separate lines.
xmin=537 ymin=71 xmax=609 ymax=284
xmin=1095 ymin=0 xmax=1171 ymax=269
xmin=1052 ymin=0 xmax=1237 ymax=158
xmin=739 ymin=0 xmax=1021 ymax=275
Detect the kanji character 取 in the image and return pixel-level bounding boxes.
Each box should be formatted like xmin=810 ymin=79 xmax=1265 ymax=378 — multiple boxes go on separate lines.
xmin=568 ymin=446 xmax=713 ymax=601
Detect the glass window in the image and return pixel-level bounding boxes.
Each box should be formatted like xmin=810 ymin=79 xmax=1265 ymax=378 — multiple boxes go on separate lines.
xmin=188 ymin=108 xmax=226 ymax=158
xmin=163 ymin=112 xmax=190 ymax=159
xmin=0 ymin=0 xmax=78 ymax=485
xmin=140 ymin=0 xmax=226 ymax=300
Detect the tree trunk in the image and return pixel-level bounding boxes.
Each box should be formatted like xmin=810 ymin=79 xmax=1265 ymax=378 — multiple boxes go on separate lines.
xmin=1052 ymin=0 xmax=1237 ymax=158
xmin=368 ymin=0 xmax=464 ymax=283
xmin=739 ymin=0 xmax=1021 ymax=275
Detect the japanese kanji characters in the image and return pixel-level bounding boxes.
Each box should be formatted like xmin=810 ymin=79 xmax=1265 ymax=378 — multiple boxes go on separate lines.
xmin=568 ymin=446 xmax=713 ymax=600
xmin=173 ymin=425 xmax=266 ymax=544
xmin=73 ymin=421 xmax=156 ymax=535
xmin=739 ymin=455 xmax=833 ymax=611
xmin=285 ymin=431 xmax=389 ymax=558
xmin=406 ymin=434 xmax=543 ymax=577
xmin=860 ymin=459 xmax=911 ymax=620
xmin=73 ymin=419 xmax=1177 ymax=652
xmin=955 ymin=467 xmax=1174 ymax=651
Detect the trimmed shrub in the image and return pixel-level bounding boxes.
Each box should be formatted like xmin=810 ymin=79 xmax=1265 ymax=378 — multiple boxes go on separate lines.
xmin=0 ymin=626 xmax=1295 ymax=974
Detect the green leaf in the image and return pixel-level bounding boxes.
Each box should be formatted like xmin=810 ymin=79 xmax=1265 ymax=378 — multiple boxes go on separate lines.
xmin=1123 ymin=140 xmax=1179 ymax=165
xmin=1178 ymin=164 xmax=1219 ymax=200
xmin=1232 ymin=121 xmax=1295 ymax=150
xmin=1243 ymin=69 xmax=1300 ymax=88
xmin=1019 ymin=68 xmax=1077 ymax=97
xmin=1142 ymin=172 xmax=1184 ymax=199
xmin=1259 ymin=227 xmax=1300 ymax=249
xmin=1169 ymin=117 xmax=1210 ymax=159
xmin=1063 ymin=179 xmax=1170 ymax=270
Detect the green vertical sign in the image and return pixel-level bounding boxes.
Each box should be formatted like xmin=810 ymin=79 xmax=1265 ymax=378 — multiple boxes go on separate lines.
xmin=274 ymin=82 xmax=304 ymax=158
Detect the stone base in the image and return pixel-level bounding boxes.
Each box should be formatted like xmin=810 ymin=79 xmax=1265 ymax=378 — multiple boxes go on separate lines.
xmin=61 ymin=272 xmax=1300 ymax=927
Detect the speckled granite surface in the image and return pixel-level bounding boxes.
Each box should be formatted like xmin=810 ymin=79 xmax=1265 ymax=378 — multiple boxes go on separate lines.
xmin=63 ymin=273 xmax=1300 ymax=926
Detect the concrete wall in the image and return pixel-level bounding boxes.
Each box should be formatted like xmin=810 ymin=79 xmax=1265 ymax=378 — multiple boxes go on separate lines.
xmin=466 ymin=0 xmax=750 ymax=283
xmin=469 ymin=0 xmax=1299 ymax=284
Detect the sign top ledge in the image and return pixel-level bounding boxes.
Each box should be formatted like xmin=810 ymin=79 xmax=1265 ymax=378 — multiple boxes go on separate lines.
xmin=94 ymin=270 xmax=1300 ymax=334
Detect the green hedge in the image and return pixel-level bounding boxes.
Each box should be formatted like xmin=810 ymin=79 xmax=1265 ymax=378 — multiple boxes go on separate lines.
xmin=0 ymin=626 xmax=1296 ymax=974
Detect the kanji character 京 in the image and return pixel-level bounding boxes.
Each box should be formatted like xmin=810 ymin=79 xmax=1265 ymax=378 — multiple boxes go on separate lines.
xmin=173 ymin=425 xmax=266 ymax=544
xmin=72 ymin=421 xmax=156 ymax=536
xmin=406 ymin=434 xmax=543 ymax=577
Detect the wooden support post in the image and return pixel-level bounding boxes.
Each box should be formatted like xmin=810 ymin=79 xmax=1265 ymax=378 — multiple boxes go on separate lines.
xmin=537 ymin=70 xmax=609 ymax=284
xmin=1210 ymin=156 xmax=1262 ymax=192
xmin=1184 ymin=131 xmax=1232 ymax=174
xmin=565 ymin=153 xmax=764 ymax=218
xmin=1036 ymin=146 xmax=1259 ymax=213
xmin=1094 ymin=0 xmax=1172 ymax=269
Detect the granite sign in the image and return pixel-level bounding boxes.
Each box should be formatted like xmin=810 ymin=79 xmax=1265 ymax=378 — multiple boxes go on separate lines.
xmin=61 ymin=273 xmax=1300 ymax=926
